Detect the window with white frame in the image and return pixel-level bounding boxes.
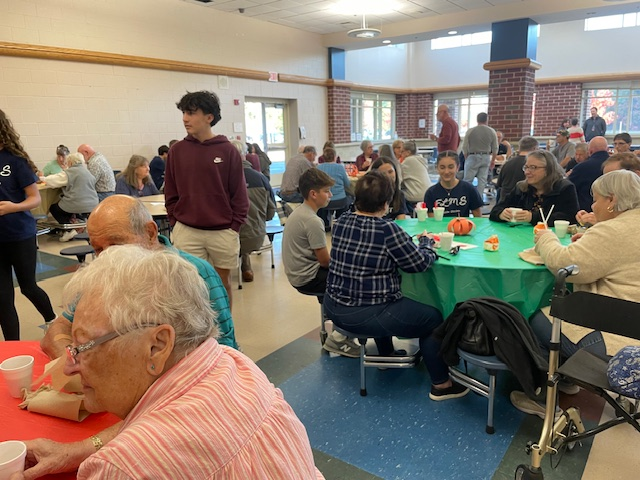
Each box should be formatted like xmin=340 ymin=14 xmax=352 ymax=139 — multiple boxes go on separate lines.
xmin=581 ymin=82 xmax=640 ymax=134
xmin=350 ymin=92 xmax=395 ymax=142
xmin=433 ymin=93 xmax=488 ymax=136
xmin=584 ymin=13 xmax=640 ymax=31
xmin=431 ymin=31 xmax=492 ymax=50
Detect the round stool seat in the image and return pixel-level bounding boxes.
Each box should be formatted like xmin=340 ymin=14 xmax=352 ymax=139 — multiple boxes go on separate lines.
xmin=456 ymin=348 xmax=509 ymax=371
xmin=60 ymin=245 xmax=95 ymax=263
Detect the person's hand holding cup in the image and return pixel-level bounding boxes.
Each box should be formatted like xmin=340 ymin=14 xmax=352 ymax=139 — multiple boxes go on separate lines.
xmin=0 ymin=441 xmax=27 ymax=480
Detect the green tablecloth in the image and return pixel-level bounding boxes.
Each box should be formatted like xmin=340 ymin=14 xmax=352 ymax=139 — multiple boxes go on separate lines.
xmin=397 ymin=217 xmax=570 ymax=319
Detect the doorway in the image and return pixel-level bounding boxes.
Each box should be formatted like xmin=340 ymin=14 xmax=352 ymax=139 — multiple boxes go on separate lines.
xmin=245 ymin=100 xmax=288 ymax=177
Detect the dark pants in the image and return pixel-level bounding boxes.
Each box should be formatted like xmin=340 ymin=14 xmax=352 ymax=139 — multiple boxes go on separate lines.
xmin=0 ymin=237 xmax=56 ymax=340
xmin=323 ymin=295 xmax=449 ymax=385
xmin=50 ymin=203 xmax=90 ymax=225
xmin=530 ymin=310 xmax=606 ymax=359
xmin=295 ymin=267 xmax=328 ymax=301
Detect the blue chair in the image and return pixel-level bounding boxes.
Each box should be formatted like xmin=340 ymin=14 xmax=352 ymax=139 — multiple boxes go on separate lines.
xmin=448 ymin=348 xmax=510 ymax=434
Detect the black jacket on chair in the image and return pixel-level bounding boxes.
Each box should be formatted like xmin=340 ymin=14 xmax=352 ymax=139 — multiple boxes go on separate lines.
xmin=434 ymin=297 xmax=548 ymax=399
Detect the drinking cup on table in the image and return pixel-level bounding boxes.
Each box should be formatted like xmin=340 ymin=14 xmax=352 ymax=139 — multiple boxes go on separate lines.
xmin=433 ymin=207 xmax=445 ymax=221
xmin=0 ymin=441 xmax=27 ymax=480
xmin=554 ymin=220 xmax=570 ymax=239
xmin=0 ymin=355 xmax=34 ymax=399
xmin=509 ymin=208 xmax=523 ymax=222
xmin=440 ymin=232 xmax=454 ymax=251
xmin=416 ymin=208 xmax=427 ymax=222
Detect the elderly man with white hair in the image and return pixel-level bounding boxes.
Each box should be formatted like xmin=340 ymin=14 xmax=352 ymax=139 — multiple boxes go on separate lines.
xmin=19 ymin=245 xmax=323 ymax=480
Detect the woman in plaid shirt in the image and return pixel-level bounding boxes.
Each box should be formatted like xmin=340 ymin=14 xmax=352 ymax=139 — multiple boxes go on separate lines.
xmin=323 ymin=171 xmax=468 ymax=401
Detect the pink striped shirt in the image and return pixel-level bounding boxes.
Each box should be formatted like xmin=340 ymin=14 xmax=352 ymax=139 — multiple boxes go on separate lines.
xmin=78 ymin=338 xmax=323 ymax=479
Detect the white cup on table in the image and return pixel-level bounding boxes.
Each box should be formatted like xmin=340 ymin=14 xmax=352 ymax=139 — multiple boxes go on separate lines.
xmin=0 ymin=441 xmax=27 ymax=479
xmin=416 ymin=208 xmax=427 ymax=222
xmin=440 ymin=232 xmax=454 ymax=251
xmin=554 ymin=220 xmax=570 ymax=239
xmin=433 ymin=207 xmax=445 ymax=221
xmin=0 ymin=355 xmax=34 ymax=399
xmin=509 ymin=207 xmax=523 ymax=222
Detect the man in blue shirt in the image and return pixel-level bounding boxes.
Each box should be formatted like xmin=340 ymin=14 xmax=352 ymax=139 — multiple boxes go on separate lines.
xmin=149 ymin=145 xmax=169 ymax=190
xmin=568 ymin=136 xmax=610 ymax=211
xmin=41 ymin=195 xmax=238 ymax=358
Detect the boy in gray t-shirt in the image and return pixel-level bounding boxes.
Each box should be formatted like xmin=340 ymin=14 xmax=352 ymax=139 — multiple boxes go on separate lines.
xmin=281 ymin=169 xmax=359 ymax=357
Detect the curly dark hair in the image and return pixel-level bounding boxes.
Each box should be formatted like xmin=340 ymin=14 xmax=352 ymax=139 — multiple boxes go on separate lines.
xmin=176 ymin=91 xmax=221 ymax=127
xmin=0 ymin=109 xmax=38 ymax=173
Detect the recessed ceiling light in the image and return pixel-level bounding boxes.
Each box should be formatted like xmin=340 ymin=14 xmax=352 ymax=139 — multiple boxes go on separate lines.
xmin=382 ymin=39 xmax=391 ymax=44
xmin=448 ymin=30 xmax=457 ymax=35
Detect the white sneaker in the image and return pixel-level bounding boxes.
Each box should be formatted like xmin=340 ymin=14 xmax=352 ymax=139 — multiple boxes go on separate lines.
xmin=60 ymin=230 xmax=78 ymax=242
xmin=558 ymin=380 xmax=580 ymax=395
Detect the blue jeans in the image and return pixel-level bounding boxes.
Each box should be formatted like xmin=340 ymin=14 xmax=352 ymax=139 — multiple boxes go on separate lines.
xmin=323 ymin=296 xmax=449 ymax=385
xmin=530 ymin=310 xmax=606 ymax=359
xmin=279 ymin=191 xmax=304 ymax=204
xmin=463 ymin=154 xmax=491 ymax=197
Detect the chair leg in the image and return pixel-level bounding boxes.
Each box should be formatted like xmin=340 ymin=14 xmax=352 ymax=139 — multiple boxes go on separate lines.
xmin=486 ymin=370 xmax=497 ymax=434
xmin=267 ymin=233 xmax=276 ymax=268
xmin=237 ymin=260 xmax=243 ymax=290
xmin=319 ymin=302 xmax=328 ymax=345
xmin=359 ymin=340 xmax=367 ymax=396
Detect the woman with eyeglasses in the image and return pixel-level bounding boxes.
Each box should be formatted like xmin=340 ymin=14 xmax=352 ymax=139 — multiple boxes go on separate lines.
xmin=489 ymin=150 xmax=578 ymax=226
xmin=20 ymin=245 xmax=321 ymax=479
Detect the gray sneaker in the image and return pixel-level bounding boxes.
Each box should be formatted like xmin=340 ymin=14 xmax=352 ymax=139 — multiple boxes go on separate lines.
xmin=322 ymin=334 xmax=360 ymax=358
xmin=510 ymin=391 xmax=563 ymax=421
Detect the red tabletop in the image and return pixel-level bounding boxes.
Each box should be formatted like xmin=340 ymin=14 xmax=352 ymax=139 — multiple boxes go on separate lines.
xmin=0 ymin=341 xmax=119 ymax=479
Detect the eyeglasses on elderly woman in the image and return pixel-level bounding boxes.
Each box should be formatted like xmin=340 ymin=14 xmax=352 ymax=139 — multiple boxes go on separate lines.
xmin=65 ymin=324 xmax=159 ymax=364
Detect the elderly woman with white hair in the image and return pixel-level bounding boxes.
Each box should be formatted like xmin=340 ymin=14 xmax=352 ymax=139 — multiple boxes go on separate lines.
xmin=20 ymin=245 xmax=323 ymax=479
xmin=355 ymin=139 xmax=378 ymax=171
xmin=40 ymin=152 xmax=99 ymax=241
xmin=532 ymin=169 xmax=640 ymax=356
xmin=510 ymin=170 xmax=640 ymax=418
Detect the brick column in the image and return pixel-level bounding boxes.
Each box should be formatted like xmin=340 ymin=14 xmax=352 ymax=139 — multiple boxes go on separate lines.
xmin=533 ymin=82 xmax=582 ymax=136
xmin=396 ymin=93 xmax=433 ymax=139
xmin=327 ymin=82 xmax=351 ymax=144
xmin=484 ymin=59 xmax=540 ymax=141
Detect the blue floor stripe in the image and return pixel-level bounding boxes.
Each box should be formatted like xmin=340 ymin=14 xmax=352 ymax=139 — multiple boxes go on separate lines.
xmin=280 ymin=354 xmax=525 ymax=480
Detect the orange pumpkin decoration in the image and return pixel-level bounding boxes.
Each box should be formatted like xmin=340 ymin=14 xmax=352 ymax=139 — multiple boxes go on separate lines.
xmin=447 ymin=218 xmax=476 ymax=235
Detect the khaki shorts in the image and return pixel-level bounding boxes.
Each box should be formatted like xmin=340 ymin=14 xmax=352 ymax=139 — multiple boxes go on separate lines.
xmin=172 ymin=222 xmax=239 ymax=270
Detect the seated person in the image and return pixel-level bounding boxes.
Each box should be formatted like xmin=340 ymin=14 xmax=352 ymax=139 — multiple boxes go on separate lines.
xmin=563 ymin=142 xmax=588 ymax=175
xmin=489 ymin=150 xmax=579 ymax=226
xmin=576 ymin=153 xmax=640 ymax=228
xmin=41 ymin=145 xmax=69 ymax=176
xmin=149 ymin=145 xmax=168 ymax=190
xmin=424 ymin=150 xmax=483 ymax=218
xmin=494 ymin=131 xmax=512 ymax=164
xmin=115 ymin=154 xmax=160 ymax=197
xmin=355 ymin=140 xmax=378 ymax=171
xmin=24 ymin=245 xmax=321 ymax=479
xmin=369 ymin=157 xmax=408 ymax=220
xmin=378 ymin=144 xmax=402 ymax=183
xmin=400 ymin=141 xmax=432 ymax=213
xmin=41 ymin=194 xmax=238 ymax=360
xmin=279 ymin=146 xmax=315 ymax=204
xmin=41 ymin=152 xmax=99 ymax=242
xmin=282 ymin=169 xmax=359 ymax=357
xmin=245 ymin=142 xmax=261 ymax=172
xmin=231 ymin=140 xmax=277 ymax=282
xmin=317 ymin=141 xmax=341 ymax=164
xmin=323 ymin=171 xmax=469 ymax=401
xmin=317 ymin=147 xmax=353 ymax=230
xmin=512 ymin=170 xmax=640 ymax=418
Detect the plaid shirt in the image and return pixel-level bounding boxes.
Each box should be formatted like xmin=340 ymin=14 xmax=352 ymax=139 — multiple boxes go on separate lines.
xmin=327 ymin=213 xmax=437 ymax=306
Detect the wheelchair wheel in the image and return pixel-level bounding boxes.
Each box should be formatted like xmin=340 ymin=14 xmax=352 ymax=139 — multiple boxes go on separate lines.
xmin=514 ymin=464 xmax=544 ymax=480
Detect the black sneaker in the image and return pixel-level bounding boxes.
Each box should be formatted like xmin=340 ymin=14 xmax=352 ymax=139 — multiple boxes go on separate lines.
xmin=429 ymin=381 xmax=469 ymax=401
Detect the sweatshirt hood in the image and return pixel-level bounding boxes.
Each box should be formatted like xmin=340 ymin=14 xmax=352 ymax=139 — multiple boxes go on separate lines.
xmin=184 ymin=134 xmax=229 ymax=146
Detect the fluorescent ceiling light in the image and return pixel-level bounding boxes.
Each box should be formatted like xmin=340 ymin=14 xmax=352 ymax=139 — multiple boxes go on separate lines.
xmin=448 ymin=30 xmax=458 ymax=35
xmin=382 ymin=39 xmax=391 ymax=44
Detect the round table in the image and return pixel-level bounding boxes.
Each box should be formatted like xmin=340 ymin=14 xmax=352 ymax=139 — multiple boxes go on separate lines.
xmin=397 ymin=217 xmax=570 ymax=319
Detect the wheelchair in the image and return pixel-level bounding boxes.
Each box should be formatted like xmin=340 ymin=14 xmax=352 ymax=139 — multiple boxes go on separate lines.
xmin=515 ymin=265 xmax=640 ymax=480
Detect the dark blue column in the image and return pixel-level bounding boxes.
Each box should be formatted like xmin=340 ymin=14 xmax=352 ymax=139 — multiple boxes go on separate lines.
xmin=328 ymin=47 xmax=345 ymax=80
xmin=490 ymin=18 xmax=538 ymax=62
